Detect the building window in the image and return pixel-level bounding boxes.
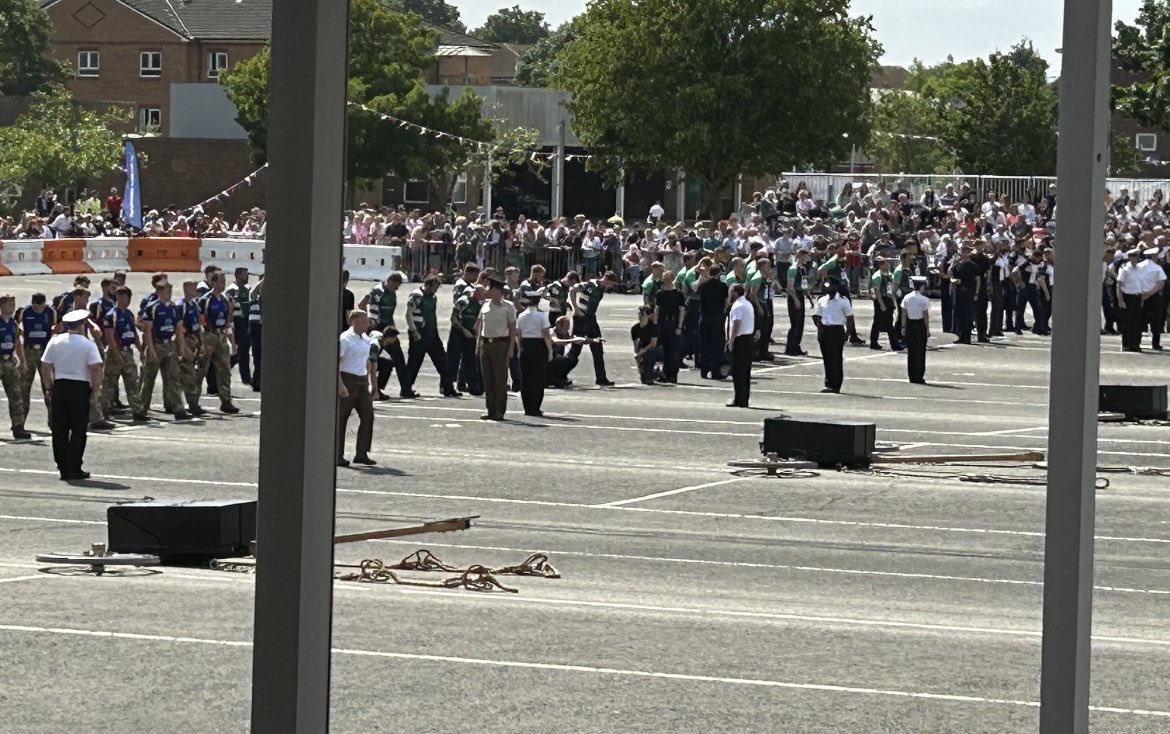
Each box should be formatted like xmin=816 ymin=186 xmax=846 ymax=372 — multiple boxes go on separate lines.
xmin=76 ymin=51 xmax=100 ymax=78
xmin=140 ymin=51 xmax=162 ymax=78
xmin=452 ymin=172 xmax=468 ymax=205
xmin=404 ymin=179 xmax=429 ymax=204
xmin=1136 ymin=133 xmax=1158 ymax=152
xmin=138 ymin=107 xmax=162 ymax=132
xmin=208 ymin=51 xmax=229 ymax=79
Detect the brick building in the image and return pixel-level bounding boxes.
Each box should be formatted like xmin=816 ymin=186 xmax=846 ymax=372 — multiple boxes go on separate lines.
xmin=41 ymin=0 xmax=268 ymax=134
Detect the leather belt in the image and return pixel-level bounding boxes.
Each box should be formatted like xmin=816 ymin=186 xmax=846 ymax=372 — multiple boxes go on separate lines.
xmin=482 ymin=336 xmax=510 ymax=343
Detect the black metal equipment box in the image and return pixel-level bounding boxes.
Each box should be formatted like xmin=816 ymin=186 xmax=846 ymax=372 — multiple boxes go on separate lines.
xmin=761 ymin=417 xmax=876 ymax=467
xmin=107 ymin=499 xmax=257 ymax=562
xmin=1099 ymin=384 xmax=1168 ymax=420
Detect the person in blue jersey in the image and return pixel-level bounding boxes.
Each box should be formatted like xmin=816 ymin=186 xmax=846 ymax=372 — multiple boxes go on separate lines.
xmin=100 ymin=287 xmax=148 ymax=422
xmin=0 ymin=296 xmax=32 ymax=439
xmin=16 ymin=293 xmax=57 ymax=426
xmin=139 ymin=282 xmax=191 ymax=421
xmin=197 ymin=272 xmax=240 ymax=415
xmin=179 ymin=280 xmax=209 ymax=417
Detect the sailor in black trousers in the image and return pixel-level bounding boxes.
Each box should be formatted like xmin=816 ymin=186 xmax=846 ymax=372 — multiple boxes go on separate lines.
xmin=900 ymin=276 xmax=931 ymax=384
xmin=813 ymin=279 xmax=852 ymax=394
xmin=40 ymin=309 xmax=104 ymax=481
xmin=725 ymin=284 xmax=755 ymax=408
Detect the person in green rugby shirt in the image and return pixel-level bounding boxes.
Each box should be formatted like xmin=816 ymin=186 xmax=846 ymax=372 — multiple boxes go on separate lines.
xmin=785 ymin=249 xmax=813 ymax=356
xmin=868 ymin=257 xmax=903 ymax=351
xmin=642 ymin=262 xmax=665 ymax=316
xmin=817 ymin=243 xmax=864 ymax=345
xmin=448 ymin=284 xmax=485 ymax=396
xmin=359 ymin=272 xmax=407 ymax=400
xmin=676 ymin=252 xmax=701 ymax=364
xmin=545 ymin=270 xmax=579 ymax=328
xmin=567 ymin=271 xmax=619 ymax=387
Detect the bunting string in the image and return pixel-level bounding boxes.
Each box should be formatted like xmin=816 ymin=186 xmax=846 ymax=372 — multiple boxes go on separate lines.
xmin=345 ymin=100 xmax=592 ymax=162
xmin=182 ymin=163 xmax=269 ymax=215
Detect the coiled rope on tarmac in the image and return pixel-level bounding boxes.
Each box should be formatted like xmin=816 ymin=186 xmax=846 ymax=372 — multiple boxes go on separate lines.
xmin=336 ymin=550 xmax=561 ymax=593
xmin=849 ymin=466 xmax=1112 ymax=490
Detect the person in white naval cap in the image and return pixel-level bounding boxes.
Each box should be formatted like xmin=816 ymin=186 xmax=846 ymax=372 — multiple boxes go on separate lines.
xmin=1138 ymin=246 xmax=1168 ymax=350
xmin=40 ymin=309 xmax=104 ymax=481
xmin=901 ymin=276 xmax=932 ymax=384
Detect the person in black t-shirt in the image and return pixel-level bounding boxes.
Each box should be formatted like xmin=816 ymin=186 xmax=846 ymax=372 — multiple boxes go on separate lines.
xmin=970 ymin=244 xmax=993 ymax=342
xmin=950 ymin=247 xmax=980 ymax=344
xmin=696 ymin=264 xmax=730 ymax=379
xmin=630 ymin=307 xmax=664 ymax=384
xmin=654 ymin=276 xmax=685 ymax=382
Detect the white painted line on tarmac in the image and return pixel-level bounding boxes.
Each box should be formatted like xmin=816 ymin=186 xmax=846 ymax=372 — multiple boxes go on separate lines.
xmin=2 ymin=469 xmax=1167 ymax=546
xmin=593 ymin=477 xmax=751 ymax=508
xmin=388 ymin=586 xmax=1170 ymax=647
xmin=0 ymin=623 xmax=1166 ymax=718
xmin=371 ymin=539 xmax=1170 ymax=597
xmin=0 ymin=574 xmax=52 ymax=585
xmin=0 ymin=514 xmax=106 ymax=526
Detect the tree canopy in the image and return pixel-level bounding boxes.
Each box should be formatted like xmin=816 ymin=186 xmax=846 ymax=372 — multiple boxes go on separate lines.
xmin=221 ymin=0 xmax=497 ymax=197
xmin=555 ymin=0 xmax=879 ymax=217
xmin=866 ymin=91 xmax=956 ymax=174
xmin=514 ymin=17 xmax=582 ymax=87
xmin=0 ymin=89 xmax=129 ymax=200
xmin=0 ymin=0 xmax=69 ymax=96
xmin=869 ymin=42 xmax=1057 ymax=176
xmin=381 ymin=0 xmax=464 ymax=31
xmin=1115 ymin=0 xmax=1170 ymax=130
xmin=474 ymin=5 xmax=551 ymax=45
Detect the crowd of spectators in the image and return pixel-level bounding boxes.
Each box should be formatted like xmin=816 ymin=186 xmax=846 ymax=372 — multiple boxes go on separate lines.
xmin=0 ymin=187 xmax=268 ymax=241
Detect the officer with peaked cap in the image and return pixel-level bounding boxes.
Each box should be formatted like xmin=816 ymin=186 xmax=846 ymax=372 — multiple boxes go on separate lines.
xmin=1139 ymin=246 xmax=1168 ymax=350
xmin=41 ymin=310 xmax=104 ymax=480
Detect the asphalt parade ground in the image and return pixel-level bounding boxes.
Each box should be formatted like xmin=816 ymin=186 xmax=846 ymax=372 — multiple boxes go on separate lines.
xmin=1 ymin=273 xmax=1169 ymax=733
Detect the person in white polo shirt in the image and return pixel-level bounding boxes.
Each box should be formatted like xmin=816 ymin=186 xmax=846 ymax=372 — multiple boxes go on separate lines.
xmin=1138 ymin=246 xmax=1167 ymax=350
xmin=813 ymin=278 xmax=853 ymax=394
xmin=337 ymin=310 xmax=377 ymax=468
xmin=725 ymin=284 xmax=756 ymax=408
xmin=900 ymin=276 xmax=932 ymax=384
xmin=41 ymin=309 xmax=103 ymax=481
xmin=1117 ymin=248 xmax=1147 ymax=352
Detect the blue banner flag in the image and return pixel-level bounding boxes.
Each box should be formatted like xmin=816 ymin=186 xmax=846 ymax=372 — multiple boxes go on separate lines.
xmin=122 ymin=140 xmax=142 ymax=228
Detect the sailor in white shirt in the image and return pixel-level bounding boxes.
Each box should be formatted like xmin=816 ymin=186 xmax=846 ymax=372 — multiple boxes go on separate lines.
xmin=41 ymin=309 xmax=104 ymax=480
xmin=813 ymin=278 xmax=853 ymax=393
xmin=900 ymin=276 xmax=932 ymax=384
xmin=516 ymin=297 xmax=553 ymax=417
xmin=1117 ymin=248 xmax=1148 ymax=351
xmin=1138 ymin=247 xmax=1168 ymax=350
xmin=725 ymin=284 xmax=756 ymax=408
xmin=337 ymin=310 xmax=377 ymax=467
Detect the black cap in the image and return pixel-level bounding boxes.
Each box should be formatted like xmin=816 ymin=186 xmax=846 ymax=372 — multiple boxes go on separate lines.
xmin=487 ymin=277 xmax=506 ymax=291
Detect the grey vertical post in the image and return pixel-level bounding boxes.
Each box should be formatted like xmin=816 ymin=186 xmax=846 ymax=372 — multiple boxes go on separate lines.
xmin=675 ymin=171 xmax=686 ymax=220
xmin=615 ymin=181 xmax=626 ymax=220
xmin=552 ymin=121 xmax=565 ymax=219
xmin=733 ymin=174 xmax=743 ymax=215
xmin=483 ymin=152 xmax=493 ymax=218
xmin=1039 ymin=1 xmax=1110 ymax=732
xmin=250 ymin=0 xmax=348 ymax=730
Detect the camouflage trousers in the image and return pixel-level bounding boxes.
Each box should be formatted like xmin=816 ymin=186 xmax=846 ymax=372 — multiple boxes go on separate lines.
xmin=199 ymin=332 xmax=232 ymax=405
xmin=102 ymin=347 xmax=144 ymax=416
xmin=19 ymin=345 xmax=46 ymax=425
xmin=181 ymin=333 xmax=206 ymax=406
xmin=0 ymin=357 xmax=26 ymax=429
xmin=140 ymin=340 xmax=184 ymax=414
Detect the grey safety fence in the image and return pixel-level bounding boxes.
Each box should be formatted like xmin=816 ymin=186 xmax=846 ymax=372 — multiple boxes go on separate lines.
xmin=781 ymin=172 xmax=1167 ymax=208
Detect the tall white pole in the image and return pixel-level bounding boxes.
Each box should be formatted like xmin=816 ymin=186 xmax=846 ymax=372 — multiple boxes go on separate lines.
xmin=483 ymin=150 xmax=493 ymax=217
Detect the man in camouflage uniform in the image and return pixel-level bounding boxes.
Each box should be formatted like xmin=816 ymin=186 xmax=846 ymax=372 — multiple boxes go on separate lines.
xmin=0 ymin=296 xmax=31 ymax=439
xmin=16 ymin=293 xmax=56 ymax=426
xmin=179 ymin=280 xmax=209 ymax=417
xmin=197 ymin=272 xmax=240 ymax=414
xmin=101 ymin=287 xmax=148 ymax=422
xmin=140 ymin=282 xmax=191 ymax=421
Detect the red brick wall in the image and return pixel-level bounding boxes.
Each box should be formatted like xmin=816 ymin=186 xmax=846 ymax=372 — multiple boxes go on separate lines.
xmin=45 ymin=0 xmax=264 ymax=136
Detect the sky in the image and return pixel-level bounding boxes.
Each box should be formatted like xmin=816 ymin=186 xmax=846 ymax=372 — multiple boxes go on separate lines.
xmin=453 ymin=0 xmax=1146 ymax=76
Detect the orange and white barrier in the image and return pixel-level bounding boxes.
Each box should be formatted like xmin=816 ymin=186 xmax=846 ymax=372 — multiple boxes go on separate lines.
xmin=342 ymin=244 xmax=402 ymax=282
xmin=83 ymin=238 xmax=132 ymax=272
xmin=0 ymin=238 xmax=404 ymax=280
xmin=200 ymin=238 xmax=265 ymax=276
xmin=0 ymin=240 xmax=53 ymax=275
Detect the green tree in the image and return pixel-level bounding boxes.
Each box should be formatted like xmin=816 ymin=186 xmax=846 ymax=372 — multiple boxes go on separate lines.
xmin=910 ymin=41 xmax=1057 ymax=175
xmin=0 ymin=0 xmax=69 ymax=96
xmin=554 ymin=0 xmax=879 ymax=218
xmin=1109 ymin=132 xmax=1145 ymax=176
xmin=221 ymin=0 xmax=505 ymax=197
xmin=382 ymin=0 xmax=464 ymax=31
xmin=514 ymin=16 xmax=582 ymax=87
xmin=0 ymin=89 xmax=129 ymax=201
xmin=866 ymin=91 xmax=956 ymax=174
xmin=474 ymin=5 xmax=550 ymax=44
